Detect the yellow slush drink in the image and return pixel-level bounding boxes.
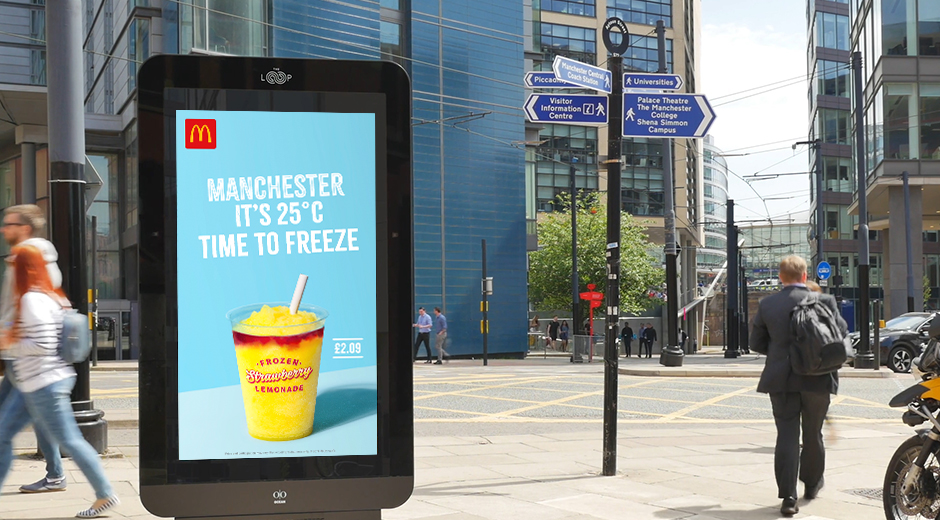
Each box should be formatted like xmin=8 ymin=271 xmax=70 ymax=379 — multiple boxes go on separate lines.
xmin=227 ymin=303 xmax=328 ymax=441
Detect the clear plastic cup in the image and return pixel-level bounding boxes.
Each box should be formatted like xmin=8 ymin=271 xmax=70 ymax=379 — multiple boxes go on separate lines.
xmin=226 ymin=302 xmax=328 ymax=441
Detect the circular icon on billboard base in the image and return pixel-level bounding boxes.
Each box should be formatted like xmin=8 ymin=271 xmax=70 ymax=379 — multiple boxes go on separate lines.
xmin=603 ymin=17 xmax=630 ymax=55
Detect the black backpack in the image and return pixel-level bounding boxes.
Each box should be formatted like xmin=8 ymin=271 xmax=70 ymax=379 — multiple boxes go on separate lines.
xmin=789 ymin=293 xmax=848 ymax=376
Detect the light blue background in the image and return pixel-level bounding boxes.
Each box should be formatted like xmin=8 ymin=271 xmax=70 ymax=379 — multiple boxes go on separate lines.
xmin=175 ymin=109 xmax=377 ymax=394
xmin=179 ymin=367 xmax=377 ymax=460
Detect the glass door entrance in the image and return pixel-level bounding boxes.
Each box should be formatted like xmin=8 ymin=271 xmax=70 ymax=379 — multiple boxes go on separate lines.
xmin=94 ymin=311 xmax=131 ymax=360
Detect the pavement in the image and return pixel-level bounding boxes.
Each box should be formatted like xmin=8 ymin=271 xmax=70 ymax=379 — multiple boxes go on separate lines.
xmin=0 ymin=355 xmax=912 ymax=520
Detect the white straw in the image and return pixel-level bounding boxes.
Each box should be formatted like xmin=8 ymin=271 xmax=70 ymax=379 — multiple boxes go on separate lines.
xmin=289 ymin=274 xmax=308 ymax=315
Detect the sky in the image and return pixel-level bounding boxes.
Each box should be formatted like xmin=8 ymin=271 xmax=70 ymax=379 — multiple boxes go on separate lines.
xmin=701 ymin=0 xmax=812 ymax=227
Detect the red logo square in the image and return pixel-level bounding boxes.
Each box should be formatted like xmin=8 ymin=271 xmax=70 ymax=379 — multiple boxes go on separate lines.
xmin=185 ymin=119 xmax=216 ymax=149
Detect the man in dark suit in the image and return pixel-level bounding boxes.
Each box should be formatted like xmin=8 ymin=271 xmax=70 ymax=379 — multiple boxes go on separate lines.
xmin=642 ymin=323 xmax=657 ymax=358
xmin=749 ymin=255 xmax=847 ymax=517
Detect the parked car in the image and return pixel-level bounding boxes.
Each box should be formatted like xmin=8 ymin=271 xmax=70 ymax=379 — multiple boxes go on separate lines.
xmin=848 ymin=312 xmax=937 ymax=373
xmin=747 ymin=279 xmax=780 ymax=290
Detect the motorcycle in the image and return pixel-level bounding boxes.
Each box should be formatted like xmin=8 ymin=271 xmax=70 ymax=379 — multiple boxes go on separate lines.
xmin=885 ymin=318 xmax=940 ymax=519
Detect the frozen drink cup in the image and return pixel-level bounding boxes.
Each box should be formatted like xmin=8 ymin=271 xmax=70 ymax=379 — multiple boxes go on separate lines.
xmin=227 ymin=303 xmax=328 ymax=441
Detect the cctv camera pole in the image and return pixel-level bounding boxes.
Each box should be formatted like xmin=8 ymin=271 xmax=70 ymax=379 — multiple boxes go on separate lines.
xmin=854 ymin=50 xmax=876 ymax=369
xmin=47 ymin=0 xmax=107 ymax=451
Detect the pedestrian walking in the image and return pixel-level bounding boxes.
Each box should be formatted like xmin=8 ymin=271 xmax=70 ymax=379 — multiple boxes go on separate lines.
xmin=679 ymin=328 xmax=689 ymax=351
xmin=621 ymin=323 xmax=633 ymax=358
xmin=559 ymin=320 xmax=570 ymax=352
xmin=0 ymin=205 xmax=65 ymax=494
xmin=412 ymin=307 xmax=433 ymax=363
xmin=0 ymin=245 xmax=120 ymax=517
xmin=433 ymin=307 xmax=448 ymax=364
xmin=637 ymin=323 xmax=647 ymax=358
xmin=545 ymin=316 xmax=560 ymax=350
xmin=643 ymin=323 xmax=657 ymax=358
xmin=749 ymin=255 xmax=847 ymax=517
xmin=529 ymin=315 xmax=539 ymax=348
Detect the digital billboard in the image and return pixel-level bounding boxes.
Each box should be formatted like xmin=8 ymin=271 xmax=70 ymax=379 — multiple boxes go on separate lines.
xmin=175 ymin=110 xmax=377 ymax=461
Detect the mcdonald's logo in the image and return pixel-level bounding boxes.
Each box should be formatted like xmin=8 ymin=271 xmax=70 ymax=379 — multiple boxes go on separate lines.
xmin=185 ymin=119 xmax=216 ymax=149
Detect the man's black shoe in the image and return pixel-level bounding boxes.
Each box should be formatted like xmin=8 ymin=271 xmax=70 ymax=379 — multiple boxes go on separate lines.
xmin=805 ymin=478 xmax=824 ymax=500
xmin=434 ymin=360 xmax=442 ymax=365
xmin=780 ymin=497 xmax=798 ymax=516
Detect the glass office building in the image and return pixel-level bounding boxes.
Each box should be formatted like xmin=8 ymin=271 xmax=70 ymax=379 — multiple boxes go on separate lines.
xmin=699 ymin=135 xmax=728 ymax=282
xmin=527 ymin=0 xmax=704 ymax=330
xmin=0 ymin=0 xmax=527 ymax=357
xmin=807 ymin=0 xmax=940 ymax=315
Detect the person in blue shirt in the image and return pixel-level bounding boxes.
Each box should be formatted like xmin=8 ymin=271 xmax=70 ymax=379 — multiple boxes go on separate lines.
xmin=433 ymin=307 xmax=448 ymax=364
xmin=412 ymin=307 xmax=433 ymax=363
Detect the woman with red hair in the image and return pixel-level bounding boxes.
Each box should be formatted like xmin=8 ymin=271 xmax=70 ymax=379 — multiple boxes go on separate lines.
xmin=0 ymin=245 xmax=118 ymax=517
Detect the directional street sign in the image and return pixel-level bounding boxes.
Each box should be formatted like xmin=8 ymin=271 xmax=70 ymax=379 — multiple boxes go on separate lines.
xmin=622 ymin=92 xmax=715 ymax=138
xmin=552 ymin=56 xmax=612 ymax=94
xmin=524 ymin=94 xmax=608 ymax=125
xmin=623 ymin=73 xmax=683 ymax=91
xmin=817 ymin=261 xmax=832 ymax=280
xmin=524 ymin=71 xmax=579 ymax=89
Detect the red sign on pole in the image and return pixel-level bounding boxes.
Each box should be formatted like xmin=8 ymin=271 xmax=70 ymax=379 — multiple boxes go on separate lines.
xmin=578 ymin=283 xmax=604 ymax=340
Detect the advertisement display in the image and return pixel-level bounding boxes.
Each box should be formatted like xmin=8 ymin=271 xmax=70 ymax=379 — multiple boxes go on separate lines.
xmin=175 ymin=110 xmax=377 ymax=461
xmin=137 ymin=56 xmax=413 ymax=519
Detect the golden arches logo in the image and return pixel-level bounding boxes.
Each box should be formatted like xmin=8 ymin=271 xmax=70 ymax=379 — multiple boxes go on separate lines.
xmin=190 ymin=124 xmax=212 ymax=143
xmin=184 ymin=119 xmax=216 ymax=149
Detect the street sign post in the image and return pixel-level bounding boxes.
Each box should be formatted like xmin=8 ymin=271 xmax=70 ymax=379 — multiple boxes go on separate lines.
xmin=524 ymin=71 xmax=579 ymax=89
xmin=524 ymin=94 xmax=608 ymax=125
xmin=552 ymin=55 xmax=612 ymax=94
xmin=817 ymin=261 xmax=832 ymax=281
xmin=622 ymin=92 xmax=715 ymax=138
xmin=622 ymin=73 xmax=683 ymax=91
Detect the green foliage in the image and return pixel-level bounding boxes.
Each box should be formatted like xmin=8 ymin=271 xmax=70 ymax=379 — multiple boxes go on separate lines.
xmin=926 ymin=275 xmax=932 ymax=309
xmin=528 ymin=193 xmax=665 ymax=317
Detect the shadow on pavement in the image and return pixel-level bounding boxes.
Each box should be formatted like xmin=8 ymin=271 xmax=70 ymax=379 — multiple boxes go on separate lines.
xmin=653 ymin=504 xmax=782 ymax=519
xmin=413 ymin=473 xmax=600 ymax=496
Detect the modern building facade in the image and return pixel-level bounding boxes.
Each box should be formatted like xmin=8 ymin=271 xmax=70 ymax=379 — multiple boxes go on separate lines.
xmin=699 ymin=134 xmax=728 ymax=282
xmin=806 ymin=0 xmax=892 ymax=318
xmin=526 ymin=0 xmax=704 ymax=323
xmin=842 ymin=0 xmax=940 ymax=314
xmin=738 ymin=222 xmax=814 ymax=282
xmin=0 ymin=0 xmax=528 ymax=358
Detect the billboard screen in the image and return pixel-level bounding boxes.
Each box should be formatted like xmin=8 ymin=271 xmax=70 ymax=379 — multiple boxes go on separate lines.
xmin=175 ymin=109 xmax=378 ymax=461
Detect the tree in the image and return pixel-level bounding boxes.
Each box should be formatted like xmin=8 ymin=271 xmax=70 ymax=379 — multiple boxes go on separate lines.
xmin=528 ymin=193 xmax=665 ymax=318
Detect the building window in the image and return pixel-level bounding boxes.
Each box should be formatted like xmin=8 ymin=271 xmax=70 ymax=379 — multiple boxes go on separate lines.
xmin=535 ymin=125 xmax=598 ymax=212
xmin=921 ymin=84 xmax=940 ymax=158
xmin=919 ymin=0 xmax=940 ymax=55
xmin=380 ymin=0 xmax=399 ymax=7
xmin=128 ymin=18 xmax=150 ymax=94
xmin=623 ymin=138 xmax=666 ymax=216
xmin=817 ymin=108 xmax=850 ymax=144
xmin=104 ymin=0 xmax=113 ymax=48
xmin=822 ymin=156 xmax=853 ymax=192
xmin=125 ymin=125 xmax=139 ymax=229
xmin=539 ymin=23 xmax=596 ymax=65
xmin=816 ymin=12 xmax=849 ymax=50
xmin=183 ymin=0 xmax=267 ymax=56
xmin=824 ymin=204 xmax=856 ymax=240
xmin=544 ymin=0 xmax=595 ymax=17
xmin=816 ymin=60 xmax=849 ymax=97
xmin=29 ymin=7 xmax=45 ymax=85
xmin=608 ymin=0 xmax=671 ymax=28
xmin=623 ymin=35 xmax=672 ymax=73
xmin=884 ymin=83 xmax=915 ymax=160
xmin=86 ymin=154 xmax=121 ymax=299
xmin=380 ymin=21 xmax=402 ymax=64
xmin=104 ymin=61 xmax=114 ymax=115
xmin=883 ymin=0 xmax=915 ymax=56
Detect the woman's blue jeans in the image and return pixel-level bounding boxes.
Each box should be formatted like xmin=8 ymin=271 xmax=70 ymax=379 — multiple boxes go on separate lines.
xmin=0 ymin=376 xmax=63 ymax=480
xmin=0 ymin=377 xmax=113 ymax=500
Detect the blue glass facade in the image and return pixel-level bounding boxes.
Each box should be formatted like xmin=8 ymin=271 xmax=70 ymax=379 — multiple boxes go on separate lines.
xmin=410 ymin=1 xmax=527 ymax=356
xmin=266 ymin=0 xmax=527 ymax=356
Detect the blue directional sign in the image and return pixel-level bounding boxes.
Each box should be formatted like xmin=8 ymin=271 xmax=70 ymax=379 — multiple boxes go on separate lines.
xmin=817 ymin=261 xmax=832 ymax=280
xmin=623 ymin=73 xmax=683 ymax=91
xmin=524 ymin=71 xmax=580 ymax=89
xmin=524 ymin=94 xmax=608 ymax=125
xmin=552 ymin=56 xmax=612 ymax=94
xmin=622 ymin=93 xmax=715 ymax=138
